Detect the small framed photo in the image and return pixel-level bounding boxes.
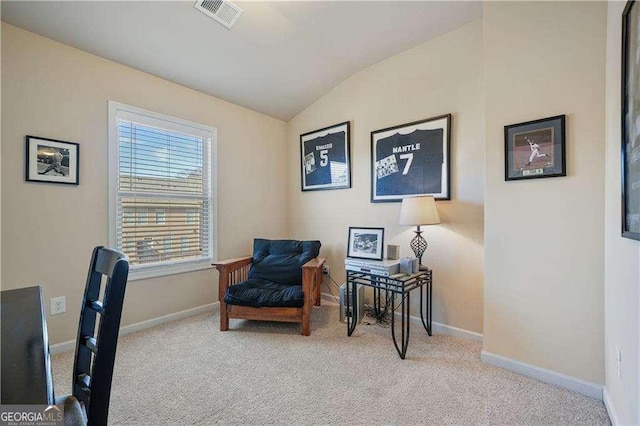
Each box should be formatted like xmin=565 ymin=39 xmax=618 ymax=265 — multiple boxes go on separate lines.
xmin=371 ymin=114 xmax=451 ymax=202
xmin=347 ymin=227 xmax=385 ymax=261
xmin=300 ymin=121 xmax=351 ymax=191
xmin=25 ymin=135 xmax=79 ymax=185
xmin=504 ymin=115 xmax=566 ymax=181
xmin=622 ymin=0 xmax=640 ymax=240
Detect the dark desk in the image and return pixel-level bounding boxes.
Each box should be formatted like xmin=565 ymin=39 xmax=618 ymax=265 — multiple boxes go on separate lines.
xmin=1 ymin=286 xmax=54 ymax=405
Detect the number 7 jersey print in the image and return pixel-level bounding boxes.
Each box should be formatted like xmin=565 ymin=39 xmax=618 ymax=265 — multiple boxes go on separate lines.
xmin=374 ymin=128 xmax=444 ymax=197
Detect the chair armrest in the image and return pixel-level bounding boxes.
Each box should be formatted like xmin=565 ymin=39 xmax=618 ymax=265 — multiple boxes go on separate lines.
xmin=302 ymin=257 xmax=326 ymax=270
xmin=302 ymin=257 xmax=326 ymax=329
xmin=213 ymin=256 xmax=252 ymax=332
xmin=213 ymin=256 xmax=252 ymax=305
xmin=212 ymin=256 xmax=252 ymax=273
xmin=302 ymin=258 xmax=325 ymax=291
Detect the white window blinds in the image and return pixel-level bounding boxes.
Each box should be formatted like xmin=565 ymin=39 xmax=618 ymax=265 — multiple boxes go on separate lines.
xmin=109 ymin=102 xmax=216 ymax=279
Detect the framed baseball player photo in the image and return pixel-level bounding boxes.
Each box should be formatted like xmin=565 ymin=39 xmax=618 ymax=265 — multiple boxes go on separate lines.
xmin=25 ymin=135 xmax=80 ymax=185
xmin=622 ymin=0 xmax=640 ymax=241
xmin=371 ymin=114 xmax=451 ymax=202
xmin=300 ymin=121 xmax=351 ymax=191
xmin=504 ymin=115 xmax=566 ymax=181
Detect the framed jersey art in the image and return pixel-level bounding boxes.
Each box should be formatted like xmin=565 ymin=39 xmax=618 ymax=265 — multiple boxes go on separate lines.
xmin=371 ymin=114 xmax=451 ymax=202
xmin=622 ymin=0 xmax=640 ymax=240
xmin=300 ymin=121 xmax=351 ymax=191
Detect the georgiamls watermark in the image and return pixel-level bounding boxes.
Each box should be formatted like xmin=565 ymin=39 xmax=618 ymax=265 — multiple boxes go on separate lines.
xmin=0 ymin=405 xmax=64 ymax=426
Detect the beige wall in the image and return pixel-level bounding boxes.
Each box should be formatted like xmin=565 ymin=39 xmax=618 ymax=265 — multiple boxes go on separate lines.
xmin=287 ymin=21 xmax=484 ymax=334
xmin=5 ymin=7 xmax=636 ymax=412
xmin=483 ymin=1 xmax=607 ymax=384
xmin=0 ymin=24 xmax=289 ymax=344
xmin=604 ymin=1 xmax=640 ymax=423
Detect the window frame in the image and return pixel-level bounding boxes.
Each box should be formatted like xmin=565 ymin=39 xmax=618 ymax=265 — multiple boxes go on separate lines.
xmin=108 ymin=101 xmax=217 ymax=281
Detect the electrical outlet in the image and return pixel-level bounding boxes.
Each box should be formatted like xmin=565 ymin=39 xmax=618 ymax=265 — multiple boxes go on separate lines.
xmin=323 ymin=265 xmax=330 ymax=275
xmin=50 ymin=296 xmax=66 ymax=315
xmin=615 ymin=346 xmax=622 ymax=379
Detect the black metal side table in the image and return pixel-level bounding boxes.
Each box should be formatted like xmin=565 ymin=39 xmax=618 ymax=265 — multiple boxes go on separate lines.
xmin=345 ymin=269 xmax=433 ymax=359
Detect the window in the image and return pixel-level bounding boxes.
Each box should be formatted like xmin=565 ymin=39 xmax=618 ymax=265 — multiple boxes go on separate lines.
xmin=163 ymin=237 xmax=172 ymax=256
xmin=187 ymin=210 xmax=196 ymax=225
xmin=138 ymin=209 xmax=148 ymax=225
xmin=123 ymin=209 xmax=135 ymax=224
xmin=109 ymin=101 xmax=216 ymax=280
xmin=155 ymin=210 xmax=166 ymax=225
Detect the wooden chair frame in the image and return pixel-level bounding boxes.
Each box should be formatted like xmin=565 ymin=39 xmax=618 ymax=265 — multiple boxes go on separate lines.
xmin=213 ymin=256 xmax=325 ymax=336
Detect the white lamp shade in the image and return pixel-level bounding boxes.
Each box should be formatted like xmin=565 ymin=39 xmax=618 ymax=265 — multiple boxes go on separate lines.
xmin=399 ymin=196 xmax=441 ymax=226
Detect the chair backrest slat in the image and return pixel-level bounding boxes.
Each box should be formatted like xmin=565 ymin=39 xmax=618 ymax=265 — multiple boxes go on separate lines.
xmin=93 ymin=248 xmax=123 ymax=277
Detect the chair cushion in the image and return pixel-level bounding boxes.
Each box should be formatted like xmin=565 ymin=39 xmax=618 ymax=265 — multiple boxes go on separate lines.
xmin=248 ymin=239 xmax=321 ymax=286
xmin=224 ymin=279 xmax=304 ymax=308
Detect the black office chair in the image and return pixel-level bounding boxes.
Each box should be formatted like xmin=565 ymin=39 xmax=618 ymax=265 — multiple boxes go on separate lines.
xmin=57 ymin=246 xmax=129 ymax=426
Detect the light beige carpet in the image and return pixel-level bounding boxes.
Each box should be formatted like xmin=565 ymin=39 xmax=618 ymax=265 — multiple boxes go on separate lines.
xmin=51 ymin=304 xmax=610 ymax=425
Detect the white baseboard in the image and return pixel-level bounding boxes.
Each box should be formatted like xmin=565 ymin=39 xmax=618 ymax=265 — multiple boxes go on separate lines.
xmin=50 ymin=303 xmax=217 ymax=354
xmin=49 ymin=339 xmax=73 ymax=354
xmin=321 ymin=291 xmax=339 ymax=305
xmin=603 ymin=387 xmax=620 ymax=426
xmin=481 ymin=350 xmax=603 ymax=400
xmin=430 ymin=319 xmax=484 ymax=343
xmin=320 ymin=291 xmax=483 ymax=343
xmin=401 ymin=312 xmax=483 ymax=343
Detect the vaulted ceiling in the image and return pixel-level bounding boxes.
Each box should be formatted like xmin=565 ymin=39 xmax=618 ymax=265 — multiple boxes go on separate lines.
xmin=1 ymin=1 xmax=482 ymax=121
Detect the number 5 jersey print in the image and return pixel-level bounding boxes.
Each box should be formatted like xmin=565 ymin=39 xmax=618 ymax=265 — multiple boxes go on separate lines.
xmin=371 ymin=114 xmax=451 ymax=202
xmin=300 ymin=122 xmax=351 ymax=191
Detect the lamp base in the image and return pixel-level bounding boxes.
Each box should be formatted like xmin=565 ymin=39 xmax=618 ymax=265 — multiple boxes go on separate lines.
xmin=409 ymin=226 xmax=428 ymax=266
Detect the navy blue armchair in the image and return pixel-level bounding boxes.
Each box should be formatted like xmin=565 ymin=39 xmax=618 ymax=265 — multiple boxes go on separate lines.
xmin=213 ymin=239 xmax=325 ymax=335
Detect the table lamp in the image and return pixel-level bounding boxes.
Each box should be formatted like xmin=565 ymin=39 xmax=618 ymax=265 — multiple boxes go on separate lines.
xmin=399 ymin=196 xmax=441 ymax=268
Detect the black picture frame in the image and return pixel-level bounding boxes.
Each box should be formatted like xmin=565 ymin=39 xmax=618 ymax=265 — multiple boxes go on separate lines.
xmin=371 ymin=114 xmax=451 ymax=202
xmin=25 ymin=135 xmax=80 ymax=185
xmin=347 ymin=227 xmax=385 ymax=261
xmin=300 ymin=121 xmax=351 ymax=191
xmin=504 ymin=115 xmax=566 ymax=181
xmin=622 ymin=0 xmax=640 ymax=241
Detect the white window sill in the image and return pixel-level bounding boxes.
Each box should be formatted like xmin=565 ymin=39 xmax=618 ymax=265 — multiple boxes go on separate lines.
xmin=128 ymin=259 xmax=213 ymax=281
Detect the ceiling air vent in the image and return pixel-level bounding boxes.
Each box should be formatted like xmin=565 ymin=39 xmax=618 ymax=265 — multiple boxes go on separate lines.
xmin=194 ymin=0 xmax=243 ymax=29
